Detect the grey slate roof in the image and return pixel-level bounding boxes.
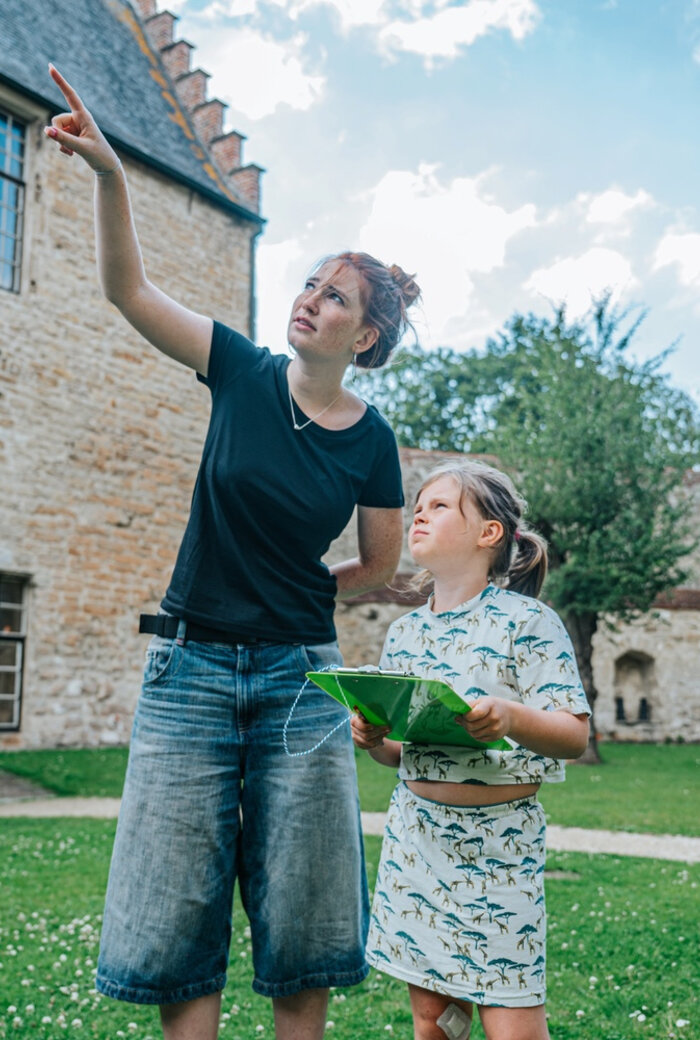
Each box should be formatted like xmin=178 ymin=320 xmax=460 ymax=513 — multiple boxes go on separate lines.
xmin=0 ymin=0 xmax=263 ymax=224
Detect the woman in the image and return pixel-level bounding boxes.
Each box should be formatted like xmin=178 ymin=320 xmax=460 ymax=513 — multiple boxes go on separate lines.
xmin=45 ymin=64 xmax=420 ymax=1040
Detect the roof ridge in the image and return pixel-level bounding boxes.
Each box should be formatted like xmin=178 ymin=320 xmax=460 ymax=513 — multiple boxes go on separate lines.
xmin=127 ymin=0 xmax=264 ymax=215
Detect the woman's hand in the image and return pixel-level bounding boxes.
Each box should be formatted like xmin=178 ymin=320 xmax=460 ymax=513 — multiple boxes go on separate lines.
xmin=44 ymin=64 xmax=119 ymax=173
xmin=456 ymin=697 xmax=512 ymax=744
xmin=350 ymin=712 xmax=391 ymax=750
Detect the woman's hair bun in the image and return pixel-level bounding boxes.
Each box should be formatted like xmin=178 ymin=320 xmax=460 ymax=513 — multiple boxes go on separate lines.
xmin=388 ymin=264 xmax=422 ymax=308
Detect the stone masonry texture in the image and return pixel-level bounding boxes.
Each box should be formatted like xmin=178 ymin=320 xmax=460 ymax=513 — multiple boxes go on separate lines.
xmin=1 ymin=108 xmax=258 ymax=749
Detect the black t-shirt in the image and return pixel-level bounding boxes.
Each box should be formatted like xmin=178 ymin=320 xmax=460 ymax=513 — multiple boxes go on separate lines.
xmin=161 ymin=321 xmax=405 ymax=643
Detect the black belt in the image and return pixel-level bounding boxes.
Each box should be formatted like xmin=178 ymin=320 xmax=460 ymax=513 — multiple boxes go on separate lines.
xmin=139 ymin=614 xmax=261 ymax=645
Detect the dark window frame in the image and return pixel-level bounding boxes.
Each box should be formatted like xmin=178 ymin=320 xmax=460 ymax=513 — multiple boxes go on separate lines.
xmin=0 ymin=108 xmax=27 ymax=294
xmin=0 ymin=574 xmax=29 ymax=731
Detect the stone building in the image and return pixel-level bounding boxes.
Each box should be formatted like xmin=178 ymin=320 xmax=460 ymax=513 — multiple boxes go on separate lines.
xmin=1 ymin=0 xmax=264 ymax=747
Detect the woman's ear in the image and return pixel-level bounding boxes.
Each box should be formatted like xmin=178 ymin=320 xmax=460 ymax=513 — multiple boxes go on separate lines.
xmin=353 ymin=326 xmax=379 ymax=355
xmin=478 ymin=519 xmax=504 ymax=548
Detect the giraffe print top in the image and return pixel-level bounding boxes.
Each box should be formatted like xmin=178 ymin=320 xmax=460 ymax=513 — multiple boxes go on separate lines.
xmin=379 ymin=584 xmax=591 ymax=786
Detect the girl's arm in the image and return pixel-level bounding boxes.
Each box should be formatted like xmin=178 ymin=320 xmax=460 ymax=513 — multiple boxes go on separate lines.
xmin=331 ymin=506 xmax=403 ymax=598
xmin=350 ymin=715 xmax=401 ymax=769
xmin=45 ymin=65 xmax=212 ymax=375
xmin=458 ymin=699 xmax=590 ymax=759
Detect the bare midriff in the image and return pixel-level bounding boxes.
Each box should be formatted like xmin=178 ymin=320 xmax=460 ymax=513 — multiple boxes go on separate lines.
xmin=405 ymin=779 xmax=541 ymax=806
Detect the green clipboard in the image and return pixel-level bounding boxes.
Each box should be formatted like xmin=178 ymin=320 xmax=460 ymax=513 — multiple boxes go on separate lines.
xmin=306 ymin=669 xmax=513 ymax=750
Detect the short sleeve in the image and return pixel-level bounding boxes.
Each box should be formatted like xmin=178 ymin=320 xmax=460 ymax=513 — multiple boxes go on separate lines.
xmin=513 ymin=605 xmax=591 ymax=716
xmin=378 ymin=630 xmax=394 ymax=670
xmin=197 ymin=320 xmax=261 ymax=392
xmin=357 ymin=412 xmax=405 ymax=508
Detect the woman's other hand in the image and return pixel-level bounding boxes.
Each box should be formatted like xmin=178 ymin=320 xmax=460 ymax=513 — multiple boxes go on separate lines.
xmin=44 ymin=64 xmax=119 ymax=173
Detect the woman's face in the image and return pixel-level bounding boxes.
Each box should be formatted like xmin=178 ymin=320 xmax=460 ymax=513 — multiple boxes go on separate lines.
xmin=287 ymin=261 xmax=377 ymax=362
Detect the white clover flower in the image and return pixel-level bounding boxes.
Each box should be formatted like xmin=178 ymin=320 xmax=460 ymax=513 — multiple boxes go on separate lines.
xmin=7 ymin=1006 xmax=17 ymax=1014
xmin=575 ymin=1010 xmax=584 ymax=1018
xmin=42 ymin=1016 xmax=52 ymax=1024
xmin=326 ymin=1021 xmax=335 ymax=1029
xmin=255 ymin=1027 xmax=264 ymax=1034
xmin=12 ymin=1018 xmax=23 ymax=1027
xmin=676 ymin=1020 xmax=690 ymax=1028
xmin=71 ymin=1018 xmax=83 ymax=1027
xmin=128 ymin=1024 xmax=138 ymax=1032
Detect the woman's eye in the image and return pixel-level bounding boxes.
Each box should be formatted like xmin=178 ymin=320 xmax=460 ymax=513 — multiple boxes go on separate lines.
xmin=327 ymin=290 xmax=344 ymax=304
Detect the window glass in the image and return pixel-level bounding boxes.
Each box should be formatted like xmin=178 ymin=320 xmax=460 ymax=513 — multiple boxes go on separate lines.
xmin=0 ymin=109 xmax=26 ymax=293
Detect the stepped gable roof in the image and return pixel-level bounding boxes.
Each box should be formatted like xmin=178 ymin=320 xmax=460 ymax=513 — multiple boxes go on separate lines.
xmin=0 ymin=0 xmax=264 ymax=225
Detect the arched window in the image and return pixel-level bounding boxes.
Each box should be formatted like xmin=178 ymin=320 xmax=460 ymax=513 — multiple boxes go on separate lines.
xmin=613 ymin=651 xmax=655 ymax=727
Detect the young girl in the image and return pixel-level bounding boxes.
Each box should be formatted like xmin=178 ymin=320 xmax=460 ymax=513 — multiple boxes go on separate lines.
xmin=352 ymin=460 xmax=591 ymax=1040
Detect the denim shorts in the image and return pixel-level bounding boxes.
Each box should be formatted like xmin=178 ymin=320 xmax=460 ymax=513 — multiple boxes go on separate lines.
xmin=95 ymin=633 xmax=369 ymax=1005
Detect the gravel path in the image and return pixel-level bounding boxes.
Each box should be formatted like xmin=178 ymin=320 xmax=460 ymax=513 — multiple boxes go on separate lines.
xmin=1 ymin=794 xmax=699 ymax=863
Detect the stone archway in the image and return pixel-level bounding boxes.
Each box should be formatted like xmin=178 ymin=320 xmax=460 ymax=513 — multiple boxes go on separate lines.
xmin=613 ymin=650 xmax=656 ymax=730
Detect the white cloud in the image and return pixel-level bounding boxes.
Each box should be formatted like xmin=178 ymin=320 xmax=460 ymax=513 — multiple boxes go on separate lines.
xmin=379 ymin=0 xmax=541 ymax=63
xmin=524 ymin=247 xmax=636 ymax=318
xmin=653 ymin=231 xmax=700 ymax=287
xmin=265 ymin=0 xmax=389 ymax=29
xmin=357 ymin=163 xmax=537 ymax=343
xmin=198 ymin=0 xmax=258 ymax=17
xmin=175 ymin=24 xmax=324 ymax=119
xmin=583 ymin=187 xmax=654 ymax=225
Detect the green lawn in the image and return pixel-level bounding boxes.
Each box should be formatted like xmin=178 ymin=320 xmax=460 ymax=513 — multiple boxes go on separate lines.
xmin=1 ymin=742 xmax=699 ymax=836
xmin=0 ymin=820 xmax=697 ymax=1040
xmin=357 ymin=742 xmax=700 ymax=836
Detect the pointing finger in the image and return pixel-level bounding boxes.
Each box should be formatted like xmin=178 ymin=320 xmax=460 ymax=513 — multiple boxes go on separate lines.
xmin=48 ymin=63 xmax=87 ymax=113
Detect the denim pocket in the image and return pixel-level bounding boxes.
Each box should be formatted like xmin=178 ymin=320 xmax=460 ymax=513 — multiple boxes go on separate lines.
xmin=297 ymin=641 xmax=343 ymax=675
xmin=143 ymin=634 xmax=180 ymax=685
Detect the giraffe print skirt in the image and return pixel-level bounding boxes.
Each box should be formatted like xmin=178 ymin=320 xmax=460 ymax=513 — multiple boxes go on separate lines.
xmin=366 ymin=782 xmax=547 ymax=1007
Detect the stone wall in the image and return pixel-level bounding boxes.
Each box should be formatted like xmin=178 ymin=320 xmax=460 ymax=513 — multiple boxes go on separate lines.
xmin=1 ymin=89 xmax=258 ymax=748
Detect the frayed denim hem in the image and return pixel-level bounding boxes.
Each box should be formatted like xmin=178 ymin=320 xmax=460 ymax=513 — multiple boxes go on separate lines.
xmin=95 ymin=971 xmax=227 ymax=1006
xmin=252 ymin=963 xmax=369 ymax=999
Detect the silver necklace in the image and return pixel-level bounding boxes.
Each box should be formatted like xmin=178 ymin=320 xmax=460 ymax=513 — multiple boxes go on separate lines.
xmin=288 ymin=381 xmax=343 ymax=431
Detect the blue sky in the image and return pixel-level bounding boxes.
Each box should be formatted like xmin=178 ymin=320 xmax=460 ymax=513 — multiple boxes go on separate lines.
xmin=170 ymin=0 xmax=700 ymax=402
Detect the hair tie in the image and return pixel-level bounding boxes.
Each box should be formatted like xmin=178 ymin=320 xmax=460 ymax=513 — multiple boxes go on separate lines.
xmin=514 ymin=529 xmax=522 ymax=542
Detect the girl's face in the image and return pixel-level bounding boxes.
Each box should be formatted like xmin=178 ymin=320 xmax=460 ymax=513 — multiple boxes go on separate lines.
xmin=287 ymin=261 xmax=378 ymax=363
xmin=409 ymin=475 xmax=493 ymax=572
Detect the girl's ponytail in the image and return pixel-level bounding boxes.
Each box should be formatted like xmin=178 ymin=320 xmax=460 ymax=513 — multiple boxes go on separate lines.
xmin=506 ymin=529 xmax=548 ymax=599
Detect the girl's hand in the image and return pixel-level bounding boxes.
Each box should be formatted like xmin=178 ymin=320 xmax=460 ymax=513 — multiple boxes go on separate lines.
xmin=350 ymin=712 xmax=391 ymax=750
xmin=44 ymin=64 xmax=119 ymax=172
xmin=456 ymin=697 xmax=512 ymax=743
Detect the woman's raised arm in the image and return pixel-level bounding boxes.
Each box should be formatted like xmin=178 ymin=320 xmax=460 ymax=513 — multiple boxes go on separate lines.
xmin=45 ymin=64 xmax=212 ymax=375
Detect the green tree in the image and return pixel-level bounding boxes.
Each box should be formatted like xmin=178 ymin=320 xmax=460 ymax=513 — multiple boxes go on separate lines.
xmin=357 ymin=301 xmax=700 ymax=758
